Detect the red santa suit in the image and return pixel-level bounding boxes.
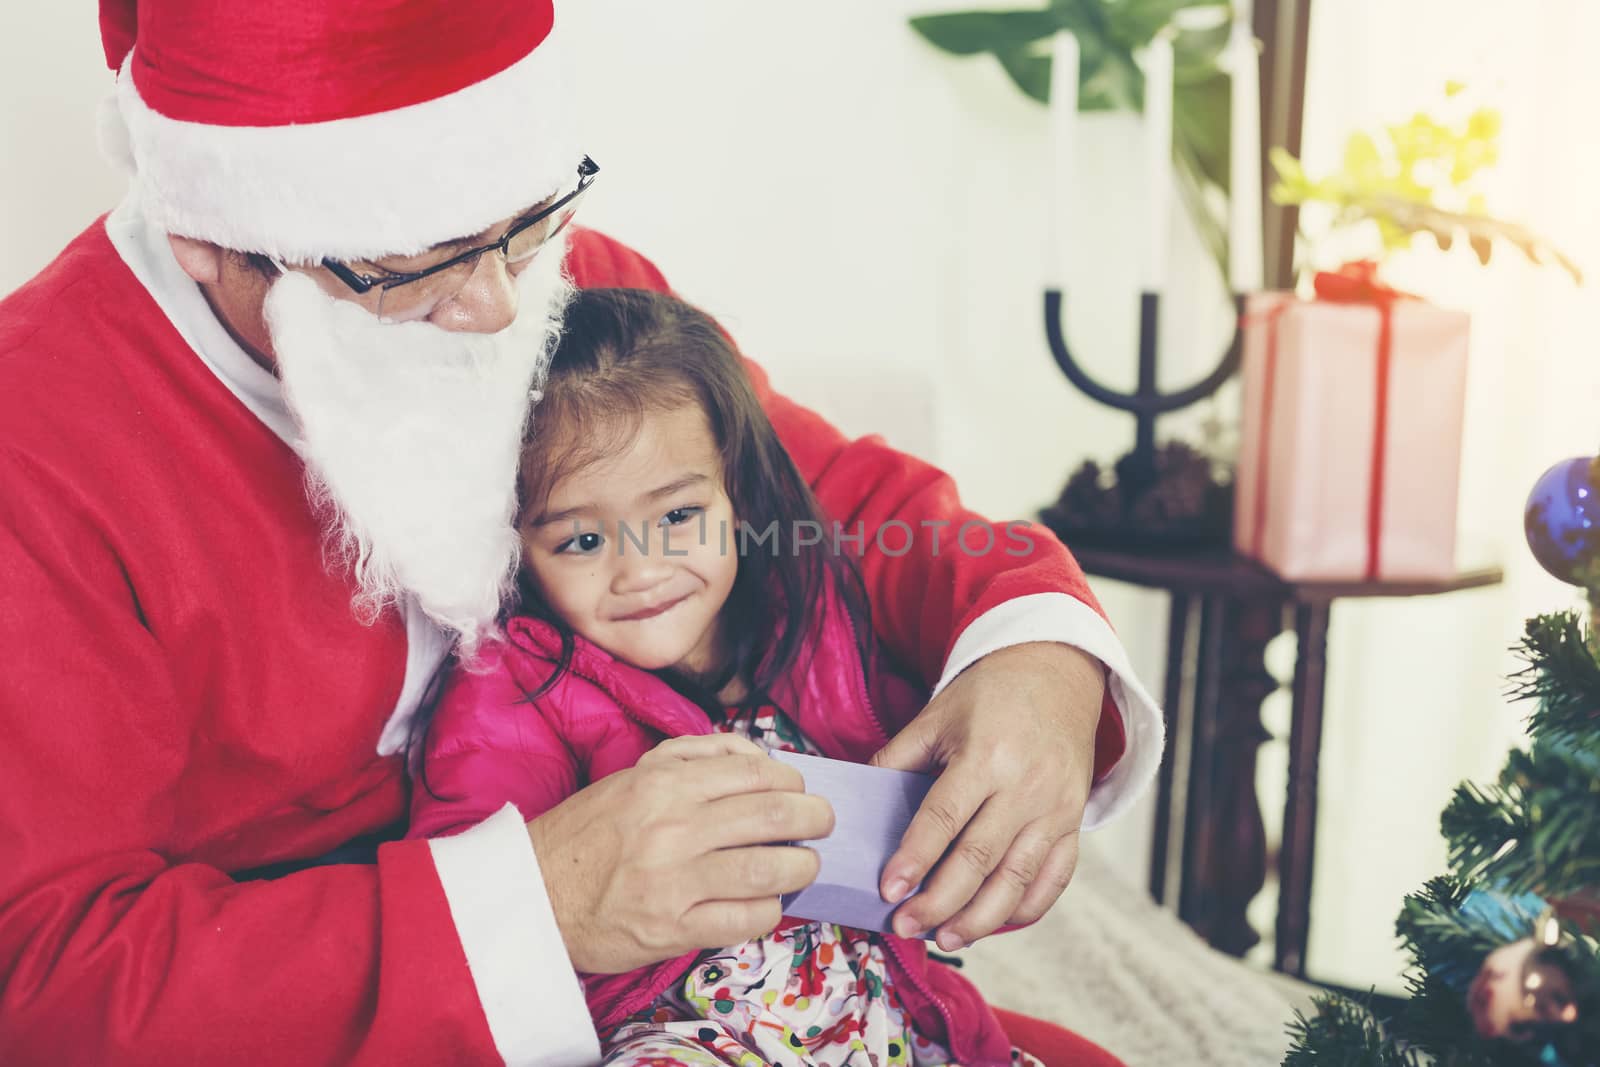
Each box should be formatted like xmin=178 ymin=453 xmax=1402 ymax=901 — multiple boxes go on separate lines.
xmin=0 ymin=2 xmax=1161 ymax=1064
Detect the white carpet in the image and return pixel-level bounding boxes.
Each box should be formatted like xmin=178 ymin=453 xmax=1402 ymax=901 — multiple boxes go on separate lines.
xmin=957 ymin=841 xmax=1310 ymax=1066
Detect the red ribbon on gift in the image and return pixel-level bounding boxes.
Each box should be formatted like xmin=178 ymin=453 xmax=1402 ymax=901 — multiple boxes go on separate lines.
xmin=1248 ymin=261 xmax=1417 ymax=581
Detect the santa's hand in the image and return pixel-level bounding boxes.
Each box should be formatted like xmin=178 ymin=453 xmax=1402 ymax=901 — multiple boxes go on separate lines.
xmin=871 ymin=642 xmax=1104 ymax=950
xmin=527 ymin=734 xmax=835 ymax=974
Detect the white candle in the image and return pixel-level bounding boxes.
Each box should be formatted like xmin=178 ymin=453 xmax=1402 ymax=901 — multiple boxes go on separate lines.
xmin=1049 ymin=31 xmax=1080 ymax=291
xmin=1227 ymin=18 xmax=1264 ymax=293
xmin=1141 ymin=33 xmax=1174 ymax=293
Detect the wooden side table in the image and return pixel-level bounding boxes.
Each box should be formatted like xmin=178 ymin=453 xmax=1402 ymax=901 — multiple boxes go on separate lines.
xmin=1073 ymin=546 xmax=1502 ymax=977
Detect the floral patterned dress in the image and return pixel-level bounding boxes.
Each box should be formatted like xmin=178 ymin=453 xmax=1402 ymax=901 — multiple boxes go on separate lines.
xmin=600 ymin=705 xmax=1039 ymax=1067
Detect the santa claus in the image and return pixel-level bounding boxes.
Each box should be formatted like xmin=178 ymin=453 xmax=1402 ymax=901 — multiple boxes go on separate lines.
xmin=0 ymin=1 xmax=1160 ymax=1064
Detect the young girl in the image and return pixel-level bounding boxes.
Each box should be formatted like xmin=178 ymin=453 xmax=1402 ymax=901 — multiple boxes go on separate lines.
xmin=408 ymin=288 xmax=1038 ymax=1067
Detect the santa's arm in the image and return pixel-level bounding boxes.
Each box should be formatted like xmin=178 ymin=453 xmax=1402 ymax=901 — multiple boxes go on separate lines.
xmin=0 ymin=448 xmax=595 ymax=1067
xmin=744 ymin=363 xmax=1162 ymax=827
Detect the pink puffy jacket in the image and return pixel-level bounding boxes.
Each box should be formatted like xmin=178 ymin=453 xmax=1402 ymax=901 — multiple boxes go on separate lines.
xmin=409 ymin=590 xmax=1019 ymax=1064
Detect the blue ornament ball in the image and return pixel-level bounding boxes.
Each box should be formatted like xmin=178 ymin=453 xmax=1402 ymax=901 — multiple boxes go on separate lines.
xmin=1524 ymin=456 xmax=1600 ymax=587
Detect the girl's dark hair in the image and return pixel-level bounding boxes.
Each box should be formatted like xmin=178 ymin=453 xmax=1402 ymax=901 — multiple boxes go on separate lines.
xmin=516 ymin=287 xmax=872 ymax=710
xmin=411 ymin=288 xmax=873 ymax=791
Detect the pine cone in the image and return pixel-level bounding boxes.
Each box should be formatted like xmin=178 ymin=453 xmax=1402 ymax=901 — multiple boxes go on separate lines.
xmin=1045 ymin=460 xmax=1121 ymax=530
xmin=1128 ymin=444 xmax=1213 ymax=526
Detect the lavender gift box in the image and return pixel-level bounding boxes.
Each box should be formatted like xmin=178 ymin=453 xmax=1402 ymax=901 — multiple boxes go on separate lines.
xmin=772 ymin=750 xmax=934 ymax=936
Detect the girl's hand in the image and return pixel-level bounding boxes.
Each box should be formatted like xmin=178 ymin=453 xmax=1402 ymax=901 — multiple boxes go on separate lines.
xmin=527 ymin=734 xmax=836 ymax=974
xmin=869 ymin=642 xmax=1105 ymax=951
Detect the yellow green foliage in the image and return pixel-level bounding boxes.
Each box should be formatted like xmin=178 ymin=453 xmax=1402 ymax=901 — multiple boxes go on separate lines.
xmin=1270 ymin=87 xmax=1579 ymax=281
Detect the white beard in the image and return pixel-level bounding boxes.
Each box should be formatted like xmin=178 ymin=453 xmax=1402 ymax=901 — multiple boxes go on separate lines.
xmin=265 ymin=244 xmax=574 ymax=655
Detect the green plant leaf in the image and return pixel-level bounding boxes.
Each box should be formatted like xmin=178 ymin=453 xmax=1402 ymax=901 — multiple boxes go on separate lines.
xmin=1076 ymin=27 xmax=1141 ymax=110
xmin=1268 ymin=145 xmax=1302 ymax=175
xmin=1467 ymin=106 xmax=1501 ymax=141
xmin=1173 ymin=19 xmax=1231 ymax=77
xmin=908 ymin=10 xmax=1067 ymax=56
xmin=1269 ymin=146 xmax=1309 ymax=196
xmin=1106 ymin=0 xmax=1226 ymax=46
xmin=1174 ymin=66 xmax=1230 ymax=190
xmin=1343 ymin=130 xmax=1382 ymax=179
xmin=1050 ymin=0 xmax=1114 ymax=41
xmin=994 ymin=45 xmax=1052 ymax=105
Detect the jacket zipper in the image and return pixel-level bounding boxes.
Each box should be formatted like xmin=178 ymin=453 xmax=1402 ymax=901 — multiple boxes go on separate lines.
xmin=881 ymin=935 xmax=970 ymax=1063
xmin=839 ymin=608 xmax=891 ymax=748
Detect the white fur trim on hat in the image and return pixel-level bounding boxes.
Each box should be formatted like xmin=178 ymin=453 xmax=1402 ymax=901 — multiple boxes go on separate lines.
xmin=115 ymin=23 xmax=582 ymax=264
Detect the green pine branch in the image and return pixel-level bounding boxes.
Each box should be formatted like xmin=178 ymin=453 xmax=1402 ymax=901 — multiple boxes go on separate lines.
xmin=1397 ymin=879 xmax=1504 ymax=968
xmin=1510 ymin=612 xmax=1600 ymax=747
xmin=1442 ymin=777 xmax=1530 ymax=888
xmin=1283 ymin=992 xmax=1419 ymax=1066
xmin=1394 ymin=969 xmax=1508 ymax=1067
xmin=1392 ymin=879 xmax=1510 ymax=1060
xmin=1443 ymin=746 xmax=1600 ymax=898
xmin=1434 ymin=612 xmax=1600 ymax=898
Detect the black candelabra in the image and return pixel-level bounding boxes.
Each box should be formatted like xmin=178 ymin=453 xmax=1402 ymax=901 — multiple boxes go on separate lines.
xmin=1039 ymin=288 xmax=1244 ymax=548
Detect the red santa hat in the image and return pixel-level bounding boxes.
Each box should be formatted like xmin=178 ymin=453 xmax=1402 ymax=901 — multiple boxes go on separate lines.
xmin=98 ymin=0 xmax=582 ymax=264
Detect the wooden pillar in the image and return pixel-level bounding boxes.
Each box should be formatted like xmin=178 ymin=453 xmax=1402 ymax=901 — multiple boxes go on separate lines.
xmin=1251 ymin=0 xmax=1314 ymax=291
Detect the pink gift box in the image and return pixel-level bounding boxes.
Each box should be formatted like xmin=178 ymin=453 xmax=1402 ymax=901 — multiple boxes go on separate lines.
xmin=1233 ymin=290 xmax=1470 ymax=582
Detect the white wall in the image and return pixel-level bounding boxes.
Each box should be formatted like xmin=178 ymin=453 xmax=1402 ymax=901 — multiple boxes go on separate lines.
xmin=1 ymin=7 xmax=126 ymax=289
xmin=6 ymin=1 xmax=1595 ymax=994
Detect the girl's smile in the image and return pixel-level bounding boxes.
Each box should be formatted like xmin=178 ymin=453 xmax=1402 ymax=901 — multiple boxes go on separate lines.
xmin=612 ymin=593 xmax=692 ymax=622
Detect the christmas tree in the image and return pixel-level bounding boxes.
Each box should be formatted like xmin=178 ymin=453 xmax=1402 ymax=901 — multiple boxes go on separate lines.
xmin=1284 ymin=455 xmax=1600 ymax=1065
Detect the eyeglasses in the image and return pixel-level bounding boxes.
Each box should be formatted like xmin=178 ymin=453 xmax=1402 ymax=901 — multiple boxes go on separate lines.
xmin=322 ymin=156 xmax=599 ymax=322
